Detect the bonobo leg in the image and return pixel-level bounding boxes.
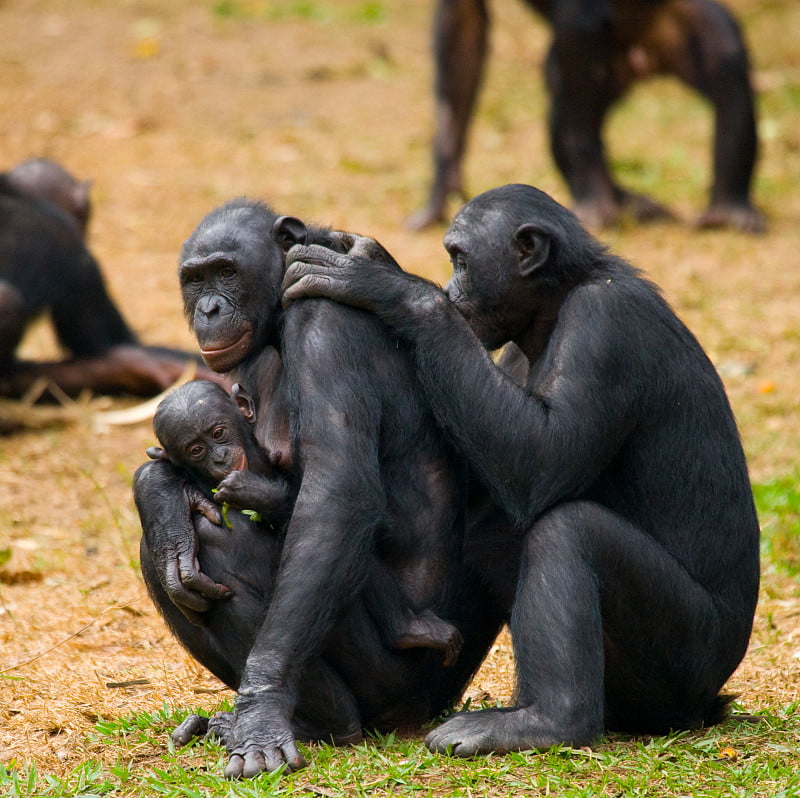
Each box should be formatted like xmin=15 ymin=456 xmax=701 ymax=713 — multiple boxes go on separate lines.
xmin=426 ymin=500 xmax=749 ymax=755
xmin=658 ymin=0 xmax=764 ymax=233
xmin=140 ymin=512 xmax=363 ymax=748
xmin=545 ymin=15 xmax=674 ymax=228
xmin=0 ymin=279 xmax=26 ymax=363
xmin=407 ymin=0 xmax=489 ymax=230
xmin=361 ymin=558 xmax=463 ymax=666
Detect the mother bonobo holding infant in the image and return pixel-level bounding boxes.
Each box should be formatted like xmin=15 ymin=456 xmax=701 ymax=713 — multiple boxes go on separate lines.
xmin=283 ymin=184 xmax=760 ymax=757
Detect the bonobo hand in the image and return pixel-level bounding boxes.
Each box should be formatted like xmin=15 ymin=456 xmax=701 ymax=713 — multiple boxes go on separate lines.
xmin=214 ymin=470 xmax=272 ymax=511
xmin=282 ymin=232 xmax=430 ymax=322
xmin=223 ymin=688 xmax=306 ymax=779
xmin=134 ymin=460 xmax=231 ymax=624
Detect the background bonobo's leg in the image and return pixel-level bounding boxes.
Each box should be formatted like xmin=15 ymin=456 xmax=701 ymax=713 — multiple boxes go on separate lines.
xmin=660 ymin=0 xmax=764 ymax=232
xmin=407 ymin=0 xmax=488 ymax=230
xmin=545 ymin=12 xmax=673 ymax=228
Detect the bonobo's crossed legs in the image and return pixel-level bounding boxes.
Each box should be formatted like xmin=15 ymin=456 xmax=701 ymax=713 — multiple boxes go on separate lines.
xmin=427 ymin=500 xmax=745 ymax=755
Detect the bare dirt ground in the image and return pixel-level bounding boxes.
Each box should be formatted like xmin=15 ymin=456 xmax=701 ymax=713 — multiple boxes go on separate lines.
xmin=0 ymin=0 xmax=798 ymax=778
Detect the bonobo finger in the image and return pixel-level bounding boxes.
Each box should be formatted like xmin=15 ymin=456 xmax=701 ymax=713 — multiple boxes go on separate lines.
xmin=244 ymin=749 xmax=275 ymax=778
xmin=191 ymin=495 xmax=222 ymax=525
xmin=179 ymin=554 xmax=232 ymax=602
xmin=171 ymin=714 xmax=209 ymax=747
xmin=282 ymin=273 xmax=334 ymax=306
xmin=281 ymin=740 xmax=307 ymax=772
xmin=224 ymin=753 xmax=246 ymax=780
xmin=327 ymin=230 xmax=358 ymax=252
xmin=163 ymin=558 xmax=210 ymax=617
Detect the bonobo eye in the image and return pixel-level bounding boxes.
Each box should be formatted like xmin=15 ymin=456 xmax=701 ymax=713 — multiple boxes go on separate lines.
xmin=212 ymin=425 xmax=227 ymax=441
xmin=449 ymin=250 xmax=467 ymax=272
xmin=219 ymin=266 xmax=236 ymax=280
xmin=188 ymin=444 xmax=206 ymax=460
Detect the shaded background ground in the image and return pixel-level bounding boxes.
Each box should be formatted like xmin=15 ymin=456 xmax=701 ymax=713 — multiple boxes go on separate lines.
xmin=0 ymin=0 xmax=798 ymax=782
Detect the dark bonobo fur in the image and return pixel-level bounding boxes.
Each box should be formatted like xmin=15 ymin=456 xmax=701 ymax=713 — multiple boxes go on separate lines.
xmin=0 ymin=159 xmax=211 ymax=398
xmin=283 ymin=183 xmax=760 ymax=757
xmin=410 ymin=0 xmax=763 ymax=234
xmin=148 ymin=378 xmax=464 ymax=664
xmin=133 ymin=199 xmax=500 ymax=778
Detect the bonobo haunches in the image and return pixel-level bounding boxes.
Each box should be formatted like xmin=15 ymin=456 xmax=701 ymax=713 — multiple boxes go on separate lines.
xmin=410 ymin=0 xmax=763 ymax=233
xmin=283 ymin=184 xmax=760 ymax=756
xmin=134 ymin=199 xmax=499 ymax=778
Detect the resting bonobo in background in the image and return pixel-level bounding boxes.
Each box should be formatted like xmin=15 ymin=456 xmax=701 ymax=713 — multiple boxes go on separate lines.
xmin=283 ymin=183 xmax=761 ymax=756
xmin=147 ymin=379 xmax=464 ymax=663
xmin=410 ymin=0 xmax=763 ymax=233
xmin=0 ymin=158 xmax=211 ymax=399
xmin=134 ymin=199 xmax=499 ymax=778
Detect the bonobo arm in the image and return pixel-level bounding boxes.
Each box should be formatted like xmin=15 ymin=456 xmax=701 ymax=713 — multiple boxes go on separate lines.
xmin=213 ymin=469 xmax=292 ymax=519
xmin=223 ymin=301 xmax=385 ymax=778
xmin=133 ymin=459 xmax=231 ymax=624
xmin=283 ymin=240 xmax=637 ymax=527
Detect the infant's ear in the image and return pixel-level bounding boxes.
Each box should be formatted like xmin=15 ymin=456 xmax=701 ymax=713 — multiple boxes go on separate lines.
xmin=146 ymin=446 xmax=169 ymax=461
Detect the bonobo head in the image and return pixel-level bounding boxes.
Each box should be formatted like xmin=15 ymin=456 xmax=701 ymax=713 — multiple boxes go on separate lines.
xmin=5 ymin=157 xmax=92 ymax=238
xmin=442 ymin=184 xmax=605 ymax=349
xmin=179 ymin=199 xmax=319 ymax=373
xmin=147 ymin=380 xmax=261 ymax=486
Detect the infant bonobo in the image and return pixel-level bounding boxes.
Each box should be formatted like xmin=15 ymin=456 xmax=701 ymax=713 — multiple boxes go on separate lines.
xmin=147 ymin=379 xmax=463 ymax=664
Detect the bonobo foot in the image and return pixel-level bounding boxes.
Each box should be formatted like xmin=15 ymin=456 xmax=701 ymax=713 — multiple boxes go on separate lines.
xmin=394 ymin=609 xmax=464 ymax=666
xmin=171 ymin=710 xmax=235 ymax=748
xmin=574 ymin=190 xmax=675 ymax=230
xmin=222 ymin=691 xmax=305 ymax=779
xmin=425 ymin=706 xmax=598 ymax=757
xmin=697 ymin=202 xmax=766 ymax=235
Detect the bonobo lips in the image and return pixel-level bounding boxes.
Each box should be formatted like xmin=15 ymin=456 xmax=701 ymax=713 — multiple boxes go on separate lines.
xmin=233 ymin=450 xmax=248 ymax=471
xmin=200 ymin=329 xmax=254 ymax=372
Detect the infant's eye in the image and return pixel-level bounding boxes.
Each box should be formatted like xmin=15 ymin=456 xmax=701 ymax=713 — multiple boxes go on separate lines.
xmin=189 ymin=444 xmax=205 ymax=460
xmin=212 ymin=426 xmax=227 ymax=441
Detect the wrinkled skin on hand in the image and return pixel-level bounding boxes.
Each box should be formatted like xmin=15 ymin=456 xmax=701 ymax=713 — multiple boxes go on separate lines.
xmin=134 ymin=460 xmax=231 ymax=625
xmin=222 ymin=689 xmax=305 ymax=778
xmin=282 ymin=232 xmax=441 ymax=324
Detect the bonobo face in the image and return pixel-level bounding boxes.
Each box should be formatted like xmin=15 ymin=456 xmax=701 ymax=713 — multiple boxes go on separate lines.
xmin=180 ymin=203 xmax=285 ymax=373
xmin=154 ymin=382 xmax=252 ymax=484
xmin=443 ymin=203 xmax=535 ymax=350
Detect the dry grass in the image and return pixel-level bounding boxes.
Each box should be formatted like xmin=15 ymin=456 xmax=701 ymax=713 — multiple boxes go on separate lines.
xmin=0 ymin=0 xmax=799 ymax=783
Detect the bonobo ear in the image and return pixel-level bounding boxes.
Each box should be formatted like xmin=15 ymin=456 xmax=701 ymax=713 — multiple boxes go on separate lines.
xmin=231 ymin=383 xmax=256 ymax=423
xmin=514 ymin=224 xmax=551 ymax=277
xmin=146 ymin=446 xmax=169 ymax=461
xmin=273 ymin=216 xmax=308 ymax=253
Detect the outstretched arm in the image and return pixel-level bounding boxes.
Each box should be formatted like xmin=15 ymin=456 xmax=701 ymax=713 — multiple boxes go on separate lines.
xmin=283 ymin=240 xmax=634 ymax=527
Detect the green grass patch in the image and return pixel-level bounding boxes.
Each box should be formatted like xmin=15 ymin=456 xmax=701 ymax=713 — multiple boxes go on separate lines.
xmin=753 ymin=470 xmax=800 ymax=576
xmin=2 ymin=701 xmax=799 ymax=797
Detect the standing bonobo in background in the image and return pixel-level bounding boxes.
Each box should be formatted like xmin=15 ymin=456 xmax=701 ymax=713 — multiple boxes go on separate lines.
xmin=134 ymin=199 xmax=500 ymax=778
xmin=0 ymin=158 xmax=213 ymax=399
xmin=283 ymin=183 xmax=761 ymax=756
xmin=147 ymin=378 xmax=464 ymax=664
xmin=409 ymin=0 xmax=763 ymax=233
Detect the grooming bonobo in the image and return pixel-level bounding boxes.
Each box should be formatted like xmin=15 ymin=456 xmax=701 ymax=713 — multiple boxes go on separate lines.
xmin=134 ymin=200 xmax=498 ymax=778
xmin=147 ymin=378 xmax=464 ymax=662
xmin=283 ymin=183 xmax=760 ymax=756
xmin=0 ymin=157 xmax=211 ymax=399
xmin=410 ymin=0 xmax=763 ymax=233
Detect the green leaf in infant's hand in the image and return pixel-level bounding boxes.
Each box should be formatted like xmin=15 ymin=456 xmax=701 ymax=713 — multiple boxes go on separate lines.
xmin=211 ymin=489 xmax=233 ymax=528
xmin=241 ymin=509 xmax=262 ymax=522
